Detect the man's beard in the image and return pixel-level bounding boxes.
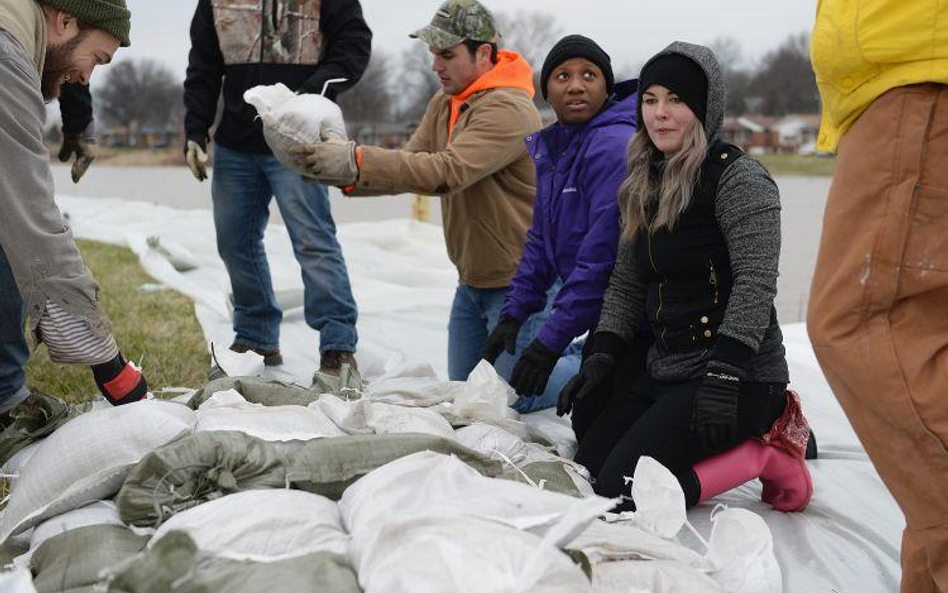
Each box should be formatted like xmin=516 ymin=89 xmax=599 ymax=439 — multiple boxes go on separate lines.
xmin=41 ymin=33 xmax=86 ymax=101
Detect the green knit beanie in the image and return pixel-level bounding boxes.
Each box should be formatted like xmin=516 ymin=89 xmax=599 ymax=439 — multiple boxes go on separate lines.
xmin=41 ymin=0 xmax=131 ymax=47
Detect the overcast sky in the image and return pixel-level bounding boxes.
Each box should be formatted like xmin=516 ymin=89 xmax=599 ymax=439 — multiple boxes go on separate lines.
xmin=114 ymin=0 xmax=819 ymax=87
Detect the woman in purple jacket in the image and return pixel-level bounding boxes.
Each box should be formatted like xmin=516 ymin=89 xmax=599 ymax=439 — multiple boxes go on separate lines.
xmin=483 ymin=35 xmax=637 ymax=412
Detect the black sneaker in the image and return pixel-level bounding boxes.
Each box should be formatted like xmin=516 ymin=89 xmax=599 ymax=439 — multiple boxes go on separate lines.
xmin=229 ymin=343 xmax=283 ymax=366
xmin=319 ymin=350 xmax=358 ymax=377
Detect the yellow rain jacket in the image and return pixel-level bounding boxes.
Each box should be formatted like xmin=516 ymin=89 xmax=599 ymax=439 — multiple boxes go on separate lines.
xmin=811 ymin=0 xmax=948 ymax=151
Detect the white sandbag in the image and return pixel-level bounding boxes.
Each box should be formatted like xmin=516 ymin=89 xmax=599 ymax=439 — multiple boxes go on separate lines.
xmin=358 ymin=514 xmax=593 ymax=593
xmin=705 ymin=508 xmax=782 ymax=593
xmin=0 ymin=567 xmax=37 ymax=593
xmin=1 ymin=441 xmax=41 ymax=477
xmin=339 ymin=451 xmax=612 ymax=562
xmin=455 ymin=423 xmax=529 ymax=463
xmin=567 ymin=520 xmax=705 ymax=565
xmin=365 ymin=356 xmax=462 ymax=407
xmin=243 ymin=83 xmax=347 ymax=175
xmin=0 ymin=401 xmax=195 ymax=543
xmin=313 ymin=394 xmax=372 ymax=435
xmin=591 ymin=559 xmax=727 ymax=593
xmin=29 ymin=501 xmax=124 ymax=556
xmin=519 ymin=408 xmax=579 ymax=460
xmin=628 ymin=456 xmax=687 ymax=539
xmin=150 ymin=489 xmax=348 ymax=562
xmin=195 ymin=396 xmax=345 ymax=441
xmin=451 ymin=360 xmax=516 ymax=424
xmin=364 ymin=401 xmax=456 ymax=440
xmin=314 ymin=395 xmax=456 ymax=439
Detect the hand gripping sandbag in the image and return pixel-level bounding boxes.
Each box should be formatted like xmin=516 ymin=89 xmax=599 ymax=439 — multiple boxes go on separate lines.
xmin=243 ymin=83 xmax=347 ymax=176
xmin=0 ymin=401 xmax=195 ymax=543
xmin=106 ymin=531 xmax=360 ymax=593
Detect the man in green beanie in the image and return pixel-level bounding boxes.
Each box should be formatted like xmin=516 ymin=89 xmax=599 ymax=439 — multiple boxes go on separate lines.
xmin=0 ymin=0 xmax=148 ymax=414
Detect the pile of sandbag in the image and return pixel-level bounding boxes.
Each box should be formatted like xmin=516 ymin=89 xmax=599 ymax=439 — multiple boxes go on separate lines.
xmin=0 ymin=360 xmax=783 ymax=593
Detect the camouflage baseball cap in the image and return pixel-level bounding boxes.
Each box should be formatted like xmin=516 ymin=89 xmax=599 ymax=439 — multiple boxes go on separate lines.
xmin=410 ymin=0 xmax=500 ymax=50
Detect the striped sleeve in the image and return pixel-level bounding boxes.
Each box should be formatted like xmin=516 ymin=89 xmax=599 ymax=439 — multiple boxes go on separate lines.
xmin=38 ymin=300 xmax=118 ymax=365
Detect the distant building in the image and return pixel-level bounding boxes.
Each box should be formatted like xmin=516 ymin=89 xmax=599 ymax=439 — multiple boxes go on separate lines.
xmin=348 ymin=121 xmax=418 ymax=149
xmin=775 ymin=114 xmax=823 ymax=154
xmin=722 ymin=113 xmax=823 ymax=154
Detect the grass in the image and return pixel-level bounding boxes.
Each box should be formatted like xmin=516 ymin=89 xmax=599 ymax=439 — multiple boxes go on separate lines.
xmin=24 ymin=239 xmax=209 ymax=404
xmin=757 ymin=153 xmax=836 ymax=177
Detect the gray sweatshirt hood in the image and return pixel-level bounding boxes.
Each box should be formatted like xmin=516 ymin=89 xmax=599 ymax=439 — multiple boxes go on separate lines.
xmin=639 ymin=41 xmax=726 ymax=142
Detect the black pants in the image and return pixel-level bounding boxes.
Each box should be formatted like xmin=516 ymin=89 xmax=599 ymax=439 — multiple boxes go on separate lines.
xmin=573 ymin=360 xmax=786 ymax=510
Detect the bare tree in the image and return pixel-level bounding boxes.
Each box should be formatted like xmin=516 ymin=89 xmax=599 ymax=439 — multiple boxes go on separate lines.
xmin=338 ymin=52 xmax=395 ymax=123
xmin=707 ymin=37 xmax=753 ymax=115
xmin=96 ymin=58 xmax=183 ymax=136
xmin=397 ymin=43 xmax=441 ymax=122
xmin=496 ymin=11 xmax=563 ymax=106
xmin=749 ymin=33 xmax=820 ymax=116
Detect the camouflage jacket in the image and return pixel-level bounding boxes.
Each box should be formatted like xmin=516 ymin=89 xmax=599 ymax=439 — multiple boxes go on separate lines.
xmin=184 ymin=0 xmax=372 ymax=154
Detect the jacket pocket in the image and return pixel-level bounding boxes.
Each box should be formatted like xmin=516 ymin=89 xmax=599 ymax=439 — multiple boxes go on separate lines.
xmin=473 ymin=219 xmax=517 ymax=279
xmin=212 ymin=0 xmax=264 ymax=65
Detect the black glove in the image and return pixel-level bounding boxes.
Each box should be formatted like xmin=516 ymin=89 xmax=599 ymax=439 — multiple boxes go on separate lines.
xmin=482 ymin=317 xmax=521 ymax=364
xmin=509 ymin=339 xmax=559 ymax=397
xmin=91 ymin=352 xmax=148 ymax=406
xmin=691 ymin=364 xmax=741 ymax=451
xmin=556 ymin=352 xmax=616 ymax=416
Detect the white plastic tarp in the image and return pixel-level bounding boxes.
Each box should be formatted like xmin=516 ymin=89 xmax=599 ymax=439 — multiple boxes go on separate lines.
xmin=55 ymin=193 xmax=905 ymax=591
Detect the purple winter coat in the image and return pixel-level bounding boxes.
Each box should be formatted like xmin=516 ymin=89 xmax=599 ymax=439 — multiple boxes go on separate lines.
xmin=502 ymin=80 xmax=638 ymax=353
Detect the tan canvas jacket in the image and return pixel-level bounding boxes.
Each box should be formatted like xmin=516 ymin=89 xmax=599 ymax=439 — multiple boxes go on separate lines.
xmin=354 ymin=83 xmax=542 ymax=289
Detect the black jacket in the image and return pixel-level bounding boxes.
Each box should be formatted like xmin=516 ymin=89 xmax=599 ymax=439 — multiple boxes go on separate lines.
xmin=184 ymin=0 xmax=372 ymax=154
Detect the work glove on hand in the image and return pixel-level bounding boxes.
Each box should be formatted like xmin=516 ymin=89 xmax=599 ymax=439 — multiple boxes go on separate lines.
xmin=556 ymin=352 xmax=615 ymax=416
xmin=289 ymin=132 xmax=359 ymax=187
xmin=482 ymin=317 xmax=521 ymax=364
xmin=691 ymin=363 xmax=741 ymax=452
xmin=91 ymin=352 xmax=148 ymax=406
xmin=185 ymin=137 xmax=209 ymax=182
xmin=58 ymin=126 xmax=97 ymax=183
xmin=509 ymin=339 xmax=559 ymax=397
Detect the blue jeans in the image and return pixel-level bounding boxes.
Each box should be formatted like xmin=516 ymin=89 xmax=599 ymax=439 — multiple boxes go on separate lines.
xmin=212 ymin=145 xmax=358 ymax=354
xmin=0 ymin=247 xmax=31 ymax=413
xmin=447 ymin=283 xmax=582 ymax=413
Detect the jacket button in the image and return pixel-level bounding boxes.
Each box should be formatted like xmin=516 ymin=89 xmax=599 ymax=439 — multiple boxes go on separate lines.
xmin=700 ymin=316 xmax=709 ymax=324
xmin=526 ymin=136 xmax=533 ymax=141
xmin=720 ymin=152 xmax=728 ymax=160
xmin=704 ymin=330 xmax=713 ymax=338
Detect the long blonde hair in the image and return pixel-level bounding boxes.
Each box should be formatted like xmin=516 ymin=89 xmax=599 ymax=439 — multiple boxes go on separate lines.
xmin=617 ymin=121 xmax=709 ymax=241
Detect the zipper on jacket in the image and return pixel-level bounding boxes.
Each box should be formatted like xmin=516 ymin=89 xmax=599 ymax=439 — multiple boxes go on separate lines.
xmin=647 ymin=232 xmax=667 ymax=348
xmin=708 ymin=259 xmax=719 ymax=305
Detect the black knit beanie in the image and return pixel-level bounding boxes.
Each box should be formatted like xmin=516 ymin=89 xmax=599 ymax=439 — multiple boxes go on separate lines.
xmin=540 ymin=35 xmax=614 ymax=100
xmin=638 ymin=53 xmax=708 ymax=123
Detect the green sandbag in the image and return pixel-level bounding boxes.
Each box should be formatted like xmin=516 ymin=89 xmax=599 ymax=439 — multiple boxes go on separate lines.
xmin=514 ymin=461 xmax=582 ymax=498
xmin=187 ymin=376 xmax=321 ymax=409
xmin=115 ymin=431 xmax=293 ymax=528
xmin=0 ymin=392 xmax=94 ymax=466
xmin=288 ymin=432 xmax=504 ymax=500
xmin=107 ymin=531 xmax=360 ymax=593
xmin=116 ymin=431 xmax=504 ymax=527
xmin=31 ymin=525 xmax=148 ymax=593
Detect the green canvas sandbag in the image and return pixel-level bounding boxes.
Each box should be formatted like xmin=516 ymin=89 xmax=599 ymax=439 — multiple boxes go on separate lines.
xmin=115 ymin=431 xmax=294 ymax=527
xmin=187 ymin=376 xmax=321 ymax=409
xmin=288 ymin=432 xmax=504 ymax=500
xmin=31 ymin=524 xmax=148 ymax=593
xmin=107 ymin=531 xmax=360 ymax=593
xmin=500 ymin=461 xmax=582 ymax=498
xmin=0 ymin=392 xmax=95 ymax=466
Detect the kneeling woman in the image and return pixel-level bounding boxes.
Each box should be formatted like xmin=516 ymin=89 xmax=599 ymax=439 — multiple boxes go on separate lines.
xmin=560 ymin=42 xmax=812 ymax=511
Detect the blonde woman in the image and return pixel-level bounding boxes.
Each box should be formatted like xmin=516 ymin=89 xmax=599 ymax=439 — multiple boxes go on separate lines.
xmin=558 ymin=42 xmax=814 ymax=512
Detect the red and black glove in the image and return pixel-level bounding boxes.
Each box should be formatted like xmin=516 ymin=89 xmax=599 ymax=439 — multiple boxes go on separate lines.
xmin=91 ymin=353 xmax=147 ymax=406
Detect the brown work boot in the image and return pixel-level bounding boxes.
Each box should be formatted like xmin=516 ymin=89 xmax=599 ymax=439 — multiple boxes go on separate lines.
xmin=319 ymin=350 xmax=358 ymax=377
xmin=229 ymin=342 xmax=283 ymax=366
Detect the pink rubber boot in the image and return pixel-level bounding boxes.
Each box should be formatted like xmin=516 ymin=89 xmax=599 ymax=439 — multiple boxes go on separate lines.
xmin=693 ymin=439 xmax=813 ymax=512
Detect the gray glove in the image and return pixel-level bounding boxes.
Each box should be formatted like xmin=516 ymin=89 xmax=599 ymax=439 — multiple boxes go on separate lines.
xmin=58 ymin=125 xmax=97 ymax=183
xmin=290 ymin=133 xmax=359 ymax=186
xmin=185 ymin=138 xmax=209 ymax=182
